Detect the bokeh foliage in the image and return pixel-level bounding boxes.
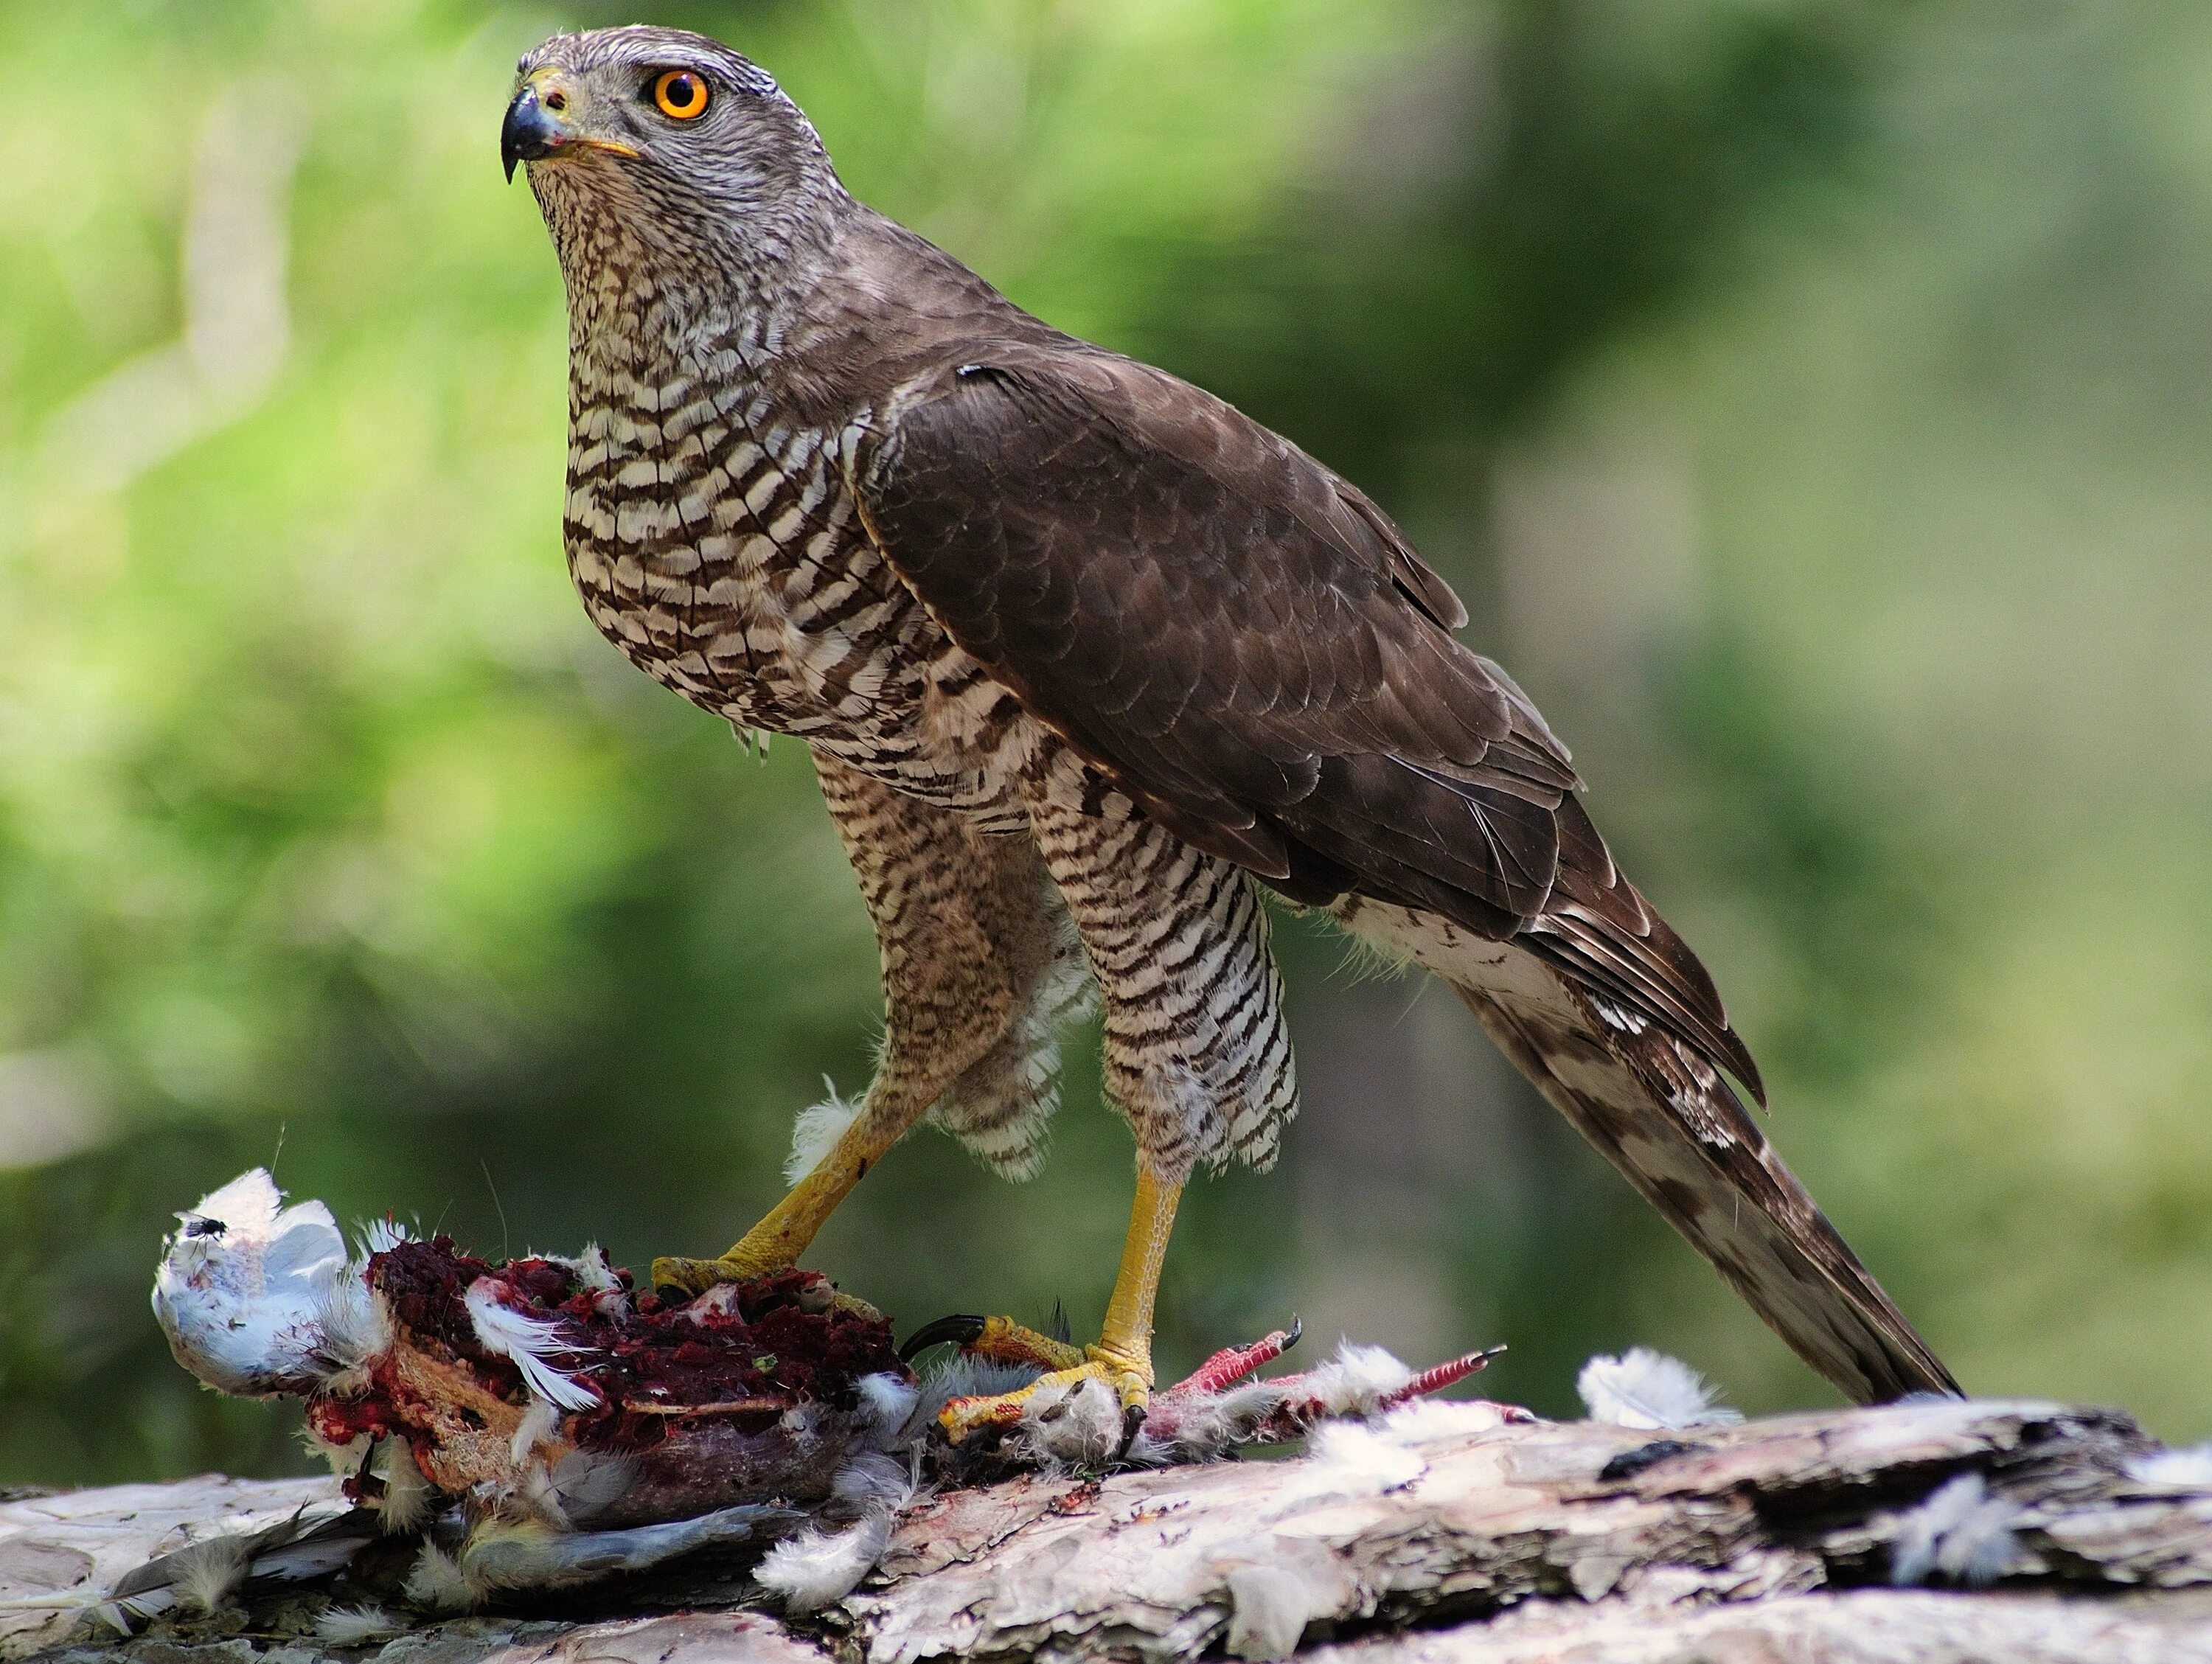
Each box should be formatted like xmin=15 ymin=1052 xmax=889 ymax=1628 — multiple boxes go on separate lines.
xmin=4 ymin=0 xmax=2212 ymax=1484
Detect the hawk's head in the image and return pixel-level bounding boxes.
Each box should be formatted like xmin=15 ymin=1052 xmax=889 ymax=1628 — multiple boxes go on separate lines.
xmin=504 ymin=27 xmax=840 ymax=271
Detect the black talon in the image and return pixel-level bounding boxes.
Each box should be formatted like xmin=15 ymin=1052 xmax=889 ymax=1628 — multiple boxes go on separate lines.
xmin=654 ymin=1283 xmax=692 ymax=1304
xmin=900 ymin=1313 xmax=987 ymax=1361
xmin=1281 ymin=1316 xmax=1303 ymax=1353
xmin=1114 ymin=1402 xmax=1147 ymax=1462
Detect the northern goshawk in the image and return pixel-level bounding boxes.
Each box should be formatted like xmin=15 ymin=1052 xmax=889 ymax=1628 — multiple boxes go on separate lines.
xmin=501 ymin=24 xmax=1957 ymax=1435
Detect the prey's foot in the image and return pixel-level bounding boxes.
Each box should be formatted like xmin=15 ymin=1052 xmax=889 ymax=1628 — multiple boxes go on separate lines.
xmin=650 ymin=1251 xmax=778 ymax=1301
xmin=916 ymin=1316 xmax=1152 ymax=1449
xmin=648 ymin=1255 xmax=882 ymax=1322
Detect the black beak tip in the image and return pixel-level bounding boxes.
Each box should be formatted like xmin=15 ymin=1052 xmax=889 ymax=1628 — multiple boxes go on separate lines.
xmin=501 ymin=87 xmax=559 ymax=184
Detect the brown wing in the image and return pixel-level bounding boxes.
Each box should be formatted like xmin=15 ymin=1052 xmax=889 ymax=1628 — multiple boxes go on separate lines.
xmin=851 ymin=341 xmax=1762 ymax=1101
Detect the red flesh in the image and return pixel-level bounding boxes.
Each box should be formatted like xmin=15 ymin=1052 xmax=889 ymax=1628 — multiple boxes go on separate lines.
xmin=312 ymin=1239 xmax=907 ymax=1513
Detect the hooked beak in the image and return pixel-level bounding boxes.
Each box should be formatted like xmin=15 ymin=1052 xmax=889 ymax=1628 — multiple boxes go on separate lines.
xmin=503 ymin=72 xmax=640 ymax=182
xmin=501 ymin=83 xmax=564 ymax=182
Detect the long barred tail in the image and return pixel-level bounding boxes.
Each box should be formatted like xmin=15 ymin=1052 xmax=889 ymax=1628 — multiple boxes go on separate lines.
xmin=1342 ymin=900 xmax=1958 ymax=1404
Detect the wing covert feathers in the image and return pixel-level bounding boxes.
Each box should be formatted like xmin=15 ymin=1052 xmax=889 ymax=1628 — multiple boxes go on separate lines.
xmin=852 ymin=339 xmax=1756 ymax=1099
xmin=853 ymin=331 xmax=1952 ymax=1404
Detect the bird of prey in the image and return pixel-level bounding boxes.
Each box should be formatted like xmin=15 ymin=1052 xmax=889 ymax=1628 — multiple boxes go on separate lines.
xmin=501 ymin=24 xmax=1958 ymax=1437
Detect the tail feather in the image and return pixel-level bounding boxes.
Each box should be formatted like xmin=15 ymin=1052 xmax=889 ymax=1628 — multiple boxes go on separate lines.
xmin=1337 ymin=897 xmax=1958 ymax=1404
xmin=1458 ymin=978 xmax=1955 ymax=1403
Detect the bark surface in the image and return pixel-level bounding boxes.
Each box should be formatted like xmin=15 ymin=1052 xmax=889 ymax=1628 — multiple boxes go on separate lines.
xmin=7 ymin=1399 xmax=2212 ymax=1663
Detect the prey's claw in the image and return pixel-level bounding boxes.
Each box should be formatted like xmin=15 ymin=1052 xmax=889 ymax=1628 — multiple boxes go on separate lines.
xmin=901 ymin=1313 xmax=987 ymax=1360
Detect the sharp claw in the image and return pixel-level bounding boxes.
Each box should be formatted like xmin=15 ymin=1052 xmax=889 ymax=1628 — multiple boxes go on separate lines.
xmin=654 ymin=1283 xmax=692 ymax=1303
xmin=901 ymin=1312 xmax=988 ymax=1360
xmin=1281 ymin=1316 xmax=1303 ymax=1353
xmin=1114 ymin=1402 xmax=1147 ymax=1461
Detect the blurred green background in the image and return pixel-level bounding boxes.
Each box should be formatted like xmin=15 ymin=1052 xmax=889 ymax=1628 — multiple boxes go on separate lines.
xmin=4 ymin=0 xmax=2212 ymax=1485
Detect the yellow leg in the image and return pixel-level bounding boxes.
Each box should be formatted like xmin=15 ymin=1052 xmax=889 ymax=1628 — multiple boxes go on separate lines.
xmin=651 ymin=1104 xmax=918 ymax=1297
xmin=1099 ymin=1163 xmax=1178 ymax=1382
xmin=937 ymin=1165 xmax=1183 ymax=1441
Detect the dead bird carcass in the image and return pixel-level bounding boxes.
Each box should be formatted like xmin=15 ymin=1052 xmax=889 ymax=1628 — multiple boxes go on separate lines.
xmin=146 ymin=1169 xmax=1508 ymax=1621
xmin=151 ymin=1170 xmax=911 ymax=1603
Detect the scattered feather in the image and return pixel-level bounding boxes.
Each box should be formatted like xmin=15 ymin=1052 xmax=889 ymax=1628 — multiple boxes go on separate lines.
xmin=514 ymin=1451 xmax=576 ymax=1529
xmin=402 ymin=1543 xmax=473 ymax=1612
xmin=857 ymin=1371 xmax=919 ymax=1446
xmin=1298 ymin=1342 xmax=1416 ymax=1419
xmin=571 ymin=1244 xmax=629 ymax=1317
xmin=227 ymin=1508 xmax=382 ymax=1586
xmin=785 ymin=1082 xmax=862 ymax=1185
xmin=1286 ymin=1421 xmax=1426 ymax=1498
xmin=1576 ymin=1348 xmax=1742 ymax=1430
xmin=315 ymin=1603 xmax=403 ymax=1645
xmin=464 ymin=1280 xmax=597 ymax=1411
xmin=1891 ymin=1472 xmax=2022 ymax=1587
xmin=510 ymin=1396 xmax=563 ymax=1465
xmin=831 ymin=1450 xmax=914 ymax=1514
xmin=312 ymin=1270 xmax=392 ymax=1393
xmin=374 ymin=1444 xmax=434 ymax=1534
xmin=299 ymin=1426 xmax=369 ymax=1479
xmin=359 ymin=1218 xmax=411 ymax=1255
xmin=755 ymin=1511 xmax=894 ymax=1613
xmin=99 ymin=1503 xmax=375 ymax=1622
xmin=1380 ymin=1398 xmax=1517 ymax=1444
xmin=547 ymin=1448 xmax=637 ymax=1528
xmin=529 ymin=1246 xmax=628 ymax=1319
xmin=169 ymin=1534 xmax=253 ymax=1615
xmin=571 ymin=1244 xmax=622 ymax=1294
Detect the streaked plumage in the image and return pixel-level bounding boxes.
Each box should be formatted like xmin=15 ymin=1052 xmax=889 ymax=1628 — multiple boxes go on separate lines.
xmin=509 ymin=25 xmax=1956 ymax=1405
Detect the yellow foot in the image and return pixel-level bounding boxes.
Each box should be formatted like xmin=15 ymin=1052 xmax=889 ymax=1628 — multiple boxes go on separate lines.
xmin=650 ymin=1252 xmax=773 ymax=1299
xmin=910 ymin=1316 xmax=1152 ymax=1447
xmin=647 ymin=1254 xmax=882 ymax=1322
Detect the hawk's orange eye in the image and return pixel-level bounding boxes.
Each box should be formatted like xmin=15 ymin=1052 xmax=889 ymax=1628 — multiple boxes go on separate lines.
xmin=653 ymin=70 xmax=709 ymax=120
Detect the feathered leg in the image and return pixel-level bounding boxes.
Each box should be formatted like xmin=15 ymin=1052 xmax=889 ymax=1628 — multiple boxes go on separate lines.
xmin=933 ymin=785 xmax=1295 ymax=1440
xmin=654 ymin=755 xmax=1086 ymax=1295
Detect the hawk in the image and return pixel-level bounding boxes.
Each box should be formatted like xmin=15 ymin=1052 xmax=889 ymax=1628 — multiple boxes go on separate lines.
xmin=501 ymin=25 xmax=1957 ymax=1435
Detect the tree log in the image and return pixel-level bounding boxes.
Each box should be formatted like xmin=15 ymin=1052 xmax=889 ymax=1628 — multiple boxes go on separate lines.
xmin=8 ymin=1398 xmax=2212 ymax=1663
